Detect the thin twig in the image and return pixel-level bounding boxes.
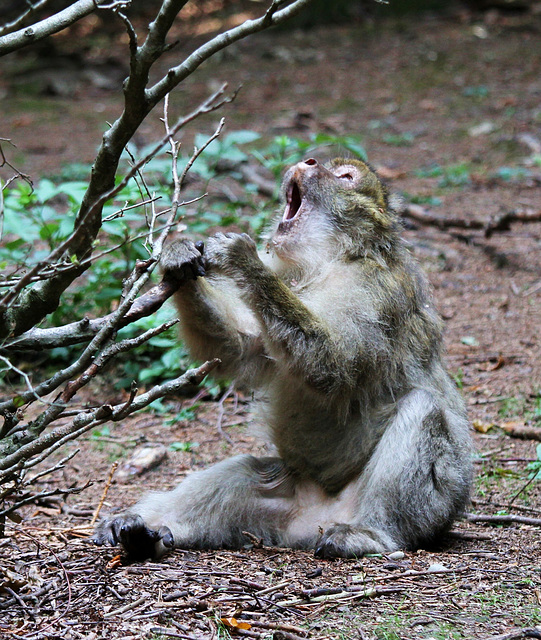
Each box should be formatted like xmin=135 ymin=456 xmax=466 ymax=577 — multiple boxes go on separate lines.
xmin=465 ymin=513 xmax=541 ymax=527
xmin=90 ymin=461 xmax=118 ymax=527
xmin=216 ymin=382 xmax=235 ymax=445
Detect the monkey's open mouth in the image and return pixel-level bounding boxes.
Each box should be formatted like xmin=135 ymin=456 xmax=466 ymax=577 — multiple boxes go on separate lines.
xmin=283 ymin=180 xmax=302 ymax=223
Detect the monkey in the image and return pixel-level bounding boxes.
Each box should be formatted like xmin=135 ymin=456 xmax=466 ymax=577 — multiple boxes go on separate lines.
xmin=92 ymin=157 xmax=472 ymax=561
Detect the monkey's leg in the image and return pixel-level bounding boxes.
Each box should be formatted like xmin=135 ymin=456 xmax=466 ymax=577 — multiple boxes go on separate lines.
xmin=315 ymin=389 xmax=472 ymax=558
xmin=92 ymin=455 xmax=295 ymax=560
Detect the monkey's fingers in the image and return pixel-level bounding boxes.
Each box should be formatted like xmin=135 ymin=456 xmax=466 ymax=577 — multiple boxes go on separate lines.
xmin=161 ymin=241 xmax=206 ymax=283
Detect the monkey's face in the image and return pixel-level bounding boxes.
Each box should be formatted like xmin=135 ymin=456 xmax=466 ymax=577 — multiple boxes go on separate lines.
xmin=270 ymin=158 xmax=389 ymax=262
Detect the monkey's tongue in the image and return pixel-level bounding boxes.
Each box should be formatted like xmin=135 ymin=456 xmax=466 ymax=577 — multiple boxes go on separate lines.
xmin=283 ymin=181 xmax=302 ymax=222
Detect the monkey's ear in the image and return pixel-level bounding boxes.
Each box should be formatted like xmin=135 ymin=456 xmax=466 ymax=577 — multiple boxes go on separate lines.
xmin=387 ymin=192 xmax=405 ymax=215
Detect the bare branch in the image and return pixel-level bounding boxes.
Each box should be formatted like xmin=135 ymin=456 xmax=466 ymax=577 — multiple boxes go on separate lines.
xmin=0 ymin=355 xmax=47 ymax=404
xmin=403 ymin=203 xmax=541 ymax=237
xmin=0 ymin=0 xmax=317 ymax=521
xmin=0 ymin=84 xmax=233 ymax=339
xmin=0 ymin=359 xmax=220 ymax=475
xmin=0 ymin=0 xmax=317 ymax=340
xmin=0 ymin=0 xmax=129 ymax=57
xmin=0 ymin=481 xmax=92 ymax=519
xmin=146 ymin=0 xmax=316 ymax=106
xmin=0 ymin=1 xmax=53 ymax=38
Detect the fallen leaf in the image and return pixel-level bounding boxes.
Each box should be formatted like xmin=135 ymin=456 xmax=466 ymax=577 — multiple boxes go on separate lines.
xmin=487 ymin=355 xmax=506 ymax=371
xmin=473 ymin=420 xmax=494 ymax=434
xmin=106 ymin=555 xmax=123 ymax=570
xmin=221 ymin=617 xmax=251 ymax=630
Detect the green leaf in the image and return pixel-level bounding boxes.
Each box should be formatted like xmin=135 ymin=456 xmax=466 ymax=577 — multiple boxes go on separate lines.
xmin=225 ymin=130 xmax=261 ymax=145
xmin=169 ymin=441 xmax=198 ymax=452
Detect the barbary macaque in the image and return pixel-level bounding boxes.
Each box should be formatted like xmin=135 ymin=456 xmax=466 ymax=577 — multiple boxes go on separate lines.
xmin=93 ymin=157 xmax=472 ymax=560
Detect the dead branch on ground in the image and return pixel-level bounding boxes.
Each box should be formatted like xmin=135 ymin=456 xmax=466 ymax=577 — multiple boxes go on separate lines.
xmin=502 ymin=424 xmax=541 ymax=442
xmin=465 ymin=513 xmax=541 ymax=527
xmin=403 ymin=203 xmax=541 ymax=237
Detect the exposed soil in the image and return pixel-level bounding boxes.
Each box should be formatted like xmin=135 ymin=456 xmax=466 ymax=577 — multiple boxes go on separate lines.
xmin=1 ymin=6 xmax=541 ymax=640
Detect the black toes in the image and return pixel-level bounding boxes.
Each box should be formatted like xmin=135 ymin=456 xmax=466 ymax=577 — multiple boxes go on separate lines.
xmin=117 ymin=517 xmax=159 ymax=560
xmin=160 ymin=526 xmax=174 ymax=548
xmin=314 ymin=540 xmax=340 ymax=560
xmin=92 ymin=515 xmax=173 ymax=561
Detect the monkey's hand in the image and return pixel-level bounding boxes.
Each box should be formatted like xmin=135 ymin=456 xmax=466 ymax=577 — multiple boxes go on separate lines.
xmin=204 ymin=232 xmax=258 ymax=275
xmin=92 ymin=514 xmax=174 ymax=561
xmin=161 ymin=238 xmax=206 ymax=285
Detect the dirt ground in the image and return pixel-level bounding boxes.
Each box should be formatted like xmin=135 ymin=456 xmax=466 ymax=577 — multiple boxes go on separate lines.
xmin=1 ymin=5 xmax=541 ymax=640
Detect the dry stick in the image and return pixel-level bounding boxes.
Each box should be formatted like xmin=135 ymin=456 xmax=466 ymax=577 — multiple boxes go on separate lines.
xmin=0 ymin=481 xmax=91 ymax=519
xmin=508 ymin=467 xmax=541 ymax=508
xmin=246 ymin=620 xmax=308 ymax=637
xmin=472 ymin=499 xmax=541 ymax=516
xmin=103 ymin=596 xmax=148 ymax=618
xmin=90 ymin=460 xmax=119 ymax=527
xmin=403 ymin=203 xmax=541 ymax=235
xmin=502 ymin=425 xmax=541 ymax=442
xmin=479 ymin=627 xmax=541 ymax=640
xmin=0 ymin=359 xmax=220 ymax=475
xmin=448 ymin=529 xmax=492 ymax=541
xmin=216 ymin=382 xmax=236 ymax=444
xmin=352 ymin=566 xmax=466 ymax=585
xmin=277 ymin=585 xmax=405 ymax=607
xmin=3 ymin=277 xmax=181 ymax=352
xmin=465 ymin=513 xmax=541 ymax=527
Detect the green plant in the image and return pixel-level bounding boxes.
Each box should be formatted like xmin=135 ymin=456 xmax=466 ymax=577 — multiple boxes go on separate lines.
xmin=492 ymin=166 xmax=530 ymax=181
xmin=462 ymin=85 xmax=489 ymax=99
xmin=406 ymin=193 xmax=442 ymax=206
xmin=169 ymin=441 xmax=199 ymax=452
xmin=165 ymin=405 xmax=199 ymax=425
xmin=453 ymin=368 xmax=464 ymax=390
xmin=498 ymin=391 xmax=541 ymax=422
xmin=251 ymin=132 xmax=367 ymax=179
xmin=415 ymin=163 xmax=472 ymax=188
xmin=383 ymin=132 xmax=415 ymax=147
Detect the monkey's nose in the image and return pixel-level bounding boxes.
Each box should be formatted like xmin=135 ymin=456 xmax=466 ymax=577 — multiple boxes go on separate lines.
xmin=303 ymin=158 xmax=318 ymax=166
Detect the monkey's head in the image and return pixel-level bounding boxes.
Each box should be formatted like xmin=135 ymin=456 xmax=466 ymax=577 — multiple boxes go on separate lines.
xmin=269 ymin=158 xmax=398 ymax=264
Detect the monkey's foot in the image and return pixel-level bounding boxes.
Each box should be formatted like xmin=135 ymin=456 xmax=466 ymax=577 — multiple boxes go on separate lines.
xmin=314 ymin=523 xmax=393 ymax=559
xmin=92 ymin=514 xmax=174 ymax=561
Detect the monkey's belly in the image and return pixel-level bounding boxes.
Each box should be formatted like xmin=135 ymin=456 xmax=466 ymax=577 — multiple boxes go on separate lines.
xmin=284 ymin=478 xmax=359 ymax=543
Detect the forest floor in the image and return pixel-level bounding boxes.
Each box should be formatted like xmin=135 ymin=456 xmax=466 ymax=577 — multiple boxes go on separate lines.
xmin=1 ymin=5 xmax=541 ymax=640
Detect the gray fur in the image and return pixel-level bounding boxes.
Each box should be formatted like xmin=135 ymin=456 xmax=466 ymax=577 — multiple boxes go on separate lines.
xmin=93 ymin=158 xmax=472 ymax=560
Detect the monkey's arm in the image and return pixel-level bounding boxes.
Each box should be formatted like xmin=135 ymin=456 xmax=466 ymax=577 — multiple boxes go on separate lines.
xmin=161 ymin=239 xmax=271 ymax=384
xmin=206 ymin=234 xmax=383 ymax=393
